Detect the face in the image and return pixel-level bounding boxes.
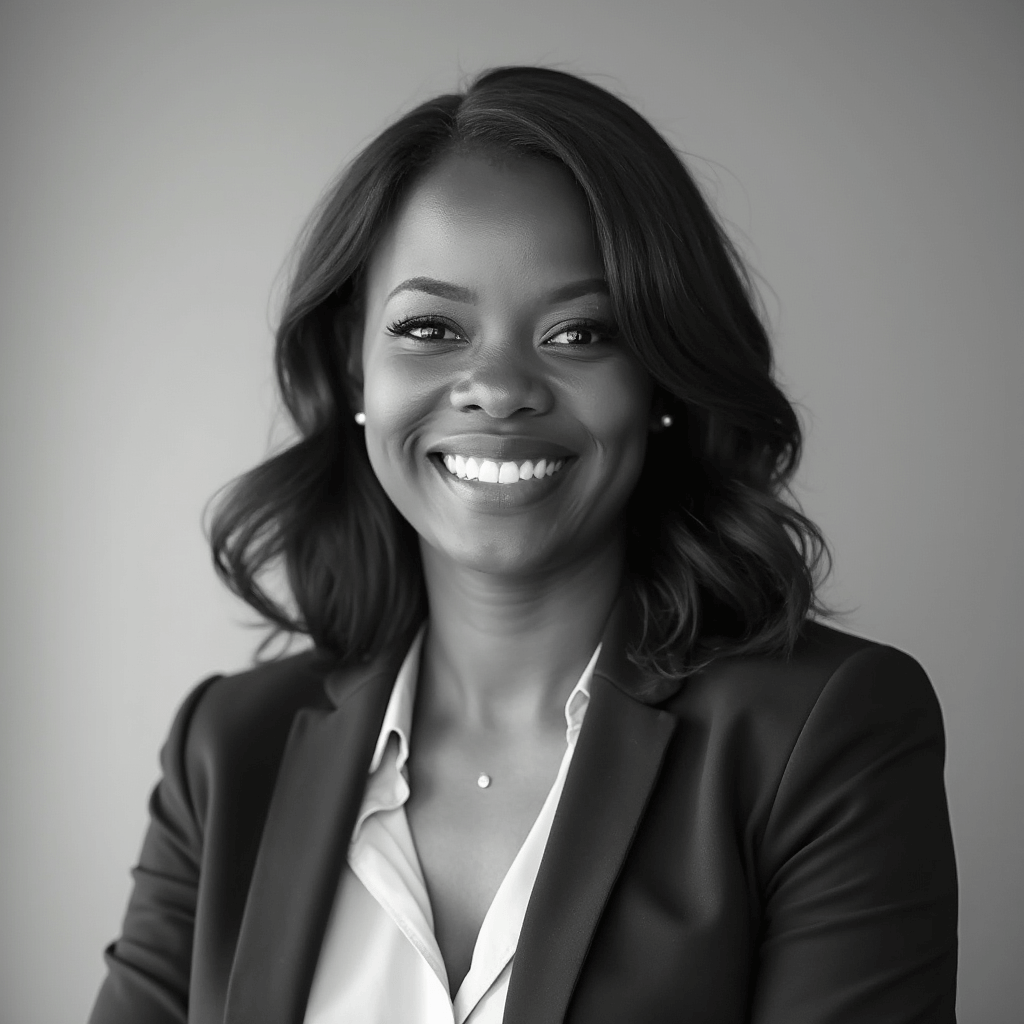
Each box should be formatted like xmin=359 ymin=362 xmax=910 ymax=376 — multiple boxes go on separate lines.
xmin=357 ymin=151 xmax=654 ymax=577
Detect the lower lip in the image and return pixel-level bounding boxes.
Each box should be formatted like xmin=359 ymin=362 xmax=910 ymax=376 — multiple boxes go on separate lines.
xmin=428 ymin=455 xmax=575 ymax=510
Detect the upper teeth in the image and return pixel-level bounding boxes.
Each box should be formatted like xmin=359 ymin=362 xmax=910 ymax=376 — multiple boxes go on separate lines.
xmin=441 ymin=455 xmax=566 ymax=483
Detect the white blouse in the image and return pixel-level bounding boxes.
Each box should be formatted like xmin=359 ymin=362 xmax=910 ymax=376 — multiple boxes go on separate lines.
xmin=303 ymin=622 xmax=601 ymax=1024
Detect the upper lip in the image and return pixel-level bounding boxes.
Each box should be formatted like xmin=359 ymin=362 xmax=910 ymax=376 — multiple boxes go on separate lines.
xmin=428 ymin=434 xmax=577 ymax=462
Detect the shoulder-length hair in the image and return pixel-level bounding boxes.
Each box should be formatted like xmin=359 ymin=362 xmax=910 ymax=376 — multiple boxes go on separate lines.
xmin=208 ymin=65 xmax=831 ymax=679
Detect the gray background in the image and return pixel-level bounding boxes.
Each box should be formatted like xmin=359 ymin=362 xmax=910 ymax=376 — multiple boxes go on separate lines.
xmin=1 ymin=1 xmax=1021 ymax=1021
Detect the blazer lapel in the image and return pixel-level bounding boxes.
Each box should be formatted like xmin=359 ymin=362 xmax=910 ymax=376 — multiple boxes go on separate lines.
xmin=223 ymin=641 xmax=410 ymax=1024
xmin=503 ymin=591 xmax=679 ymax=1024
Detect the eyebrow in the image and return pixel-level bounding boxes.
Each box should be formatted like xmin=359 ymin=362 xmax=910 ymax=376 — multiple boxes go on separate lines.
xmin=384 ymin=275 xmax=609 ymax=305
xmin=386 ymin=277 xmax=475 ymax=304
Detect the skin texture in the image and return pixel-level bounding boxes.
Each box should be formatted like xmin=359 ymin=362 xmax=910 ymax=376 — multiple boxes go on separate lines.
xmin=356 ymin=151 xmax=660 ymax=995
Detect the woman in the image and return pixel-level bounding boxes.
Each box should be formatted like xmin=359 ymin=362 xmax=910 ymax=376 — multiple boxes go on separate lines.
xmin=89 ymin=67 xmax=958 ymax=1023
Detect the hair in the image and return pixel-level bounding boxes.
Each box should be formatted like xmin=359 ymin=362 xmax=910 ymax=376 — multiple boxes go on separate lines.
xmin=208 ymin=65 xmax=832 ymax=680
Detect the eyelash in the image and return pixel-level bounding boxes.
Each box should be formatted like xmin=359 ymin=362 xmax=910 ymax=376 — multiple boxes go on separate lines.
xmin=384 ymin=316 xmax=616 ymax=347
xmin=385 ymin=316 xmax=463 ymax=344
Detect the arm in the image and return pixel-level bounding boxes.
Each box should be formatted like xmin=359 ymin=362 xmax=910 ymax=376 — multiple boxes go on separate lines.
xmin=751 ymin=645 xmax=958 ymax=1023
xmin=88 ymin=675 xmax=220 ymax=1024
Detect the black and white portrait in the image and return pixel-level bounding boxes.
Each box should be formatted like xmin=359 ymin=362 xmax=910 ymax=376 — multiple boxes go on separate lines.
xmin=1 ymin=3 xmax=1020 ymax=1022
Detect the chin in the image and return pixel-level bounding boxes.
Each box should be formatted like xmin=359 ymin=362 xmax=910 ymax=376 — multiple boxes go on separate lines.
xmin=425 ymin=515 xmax=614 ymax=581
xmin=430 ymin=531 xmax=555 ymax=578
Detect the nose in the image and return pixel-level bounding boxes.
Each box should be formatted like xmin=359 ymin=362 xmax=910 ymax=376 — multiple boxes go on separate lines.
xmin=448 ymin=345 xmax=554 ymax=419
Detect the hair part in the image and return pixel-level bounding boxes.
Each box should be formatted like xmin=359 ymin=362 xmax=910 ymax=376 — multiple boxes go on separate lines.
xmin=207 ymin=65 xmax=832 ymax=680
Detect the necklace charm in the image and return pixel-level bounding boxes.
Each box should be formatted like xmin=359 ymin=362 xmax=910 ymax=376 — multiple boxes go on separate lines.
xmin=476 ymin=773 xmax=492 ymax=789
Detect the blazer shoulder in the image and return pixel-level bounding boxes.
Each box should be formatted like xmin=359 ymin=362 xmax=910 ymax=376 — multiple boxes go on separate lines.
xmin=167 ymin=648 xmax=351 ymax=811
xmin=183 ymin=648 xmax=329 ymax=741
xmin=789 ymin=621 xmax=941 ymax=734
xmin=667 ymin=620 xmax=942 ymax=763
xmin=656 ymin=622 xmax=948 ymax=872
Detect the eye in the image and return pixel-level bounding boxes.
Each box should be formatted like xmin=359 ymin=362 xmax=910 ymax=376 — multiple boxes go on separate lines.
xmin=544 ymin=321 xmax=615 ymax=347
xmin=385 ymin=317 xmax=463 ymax=343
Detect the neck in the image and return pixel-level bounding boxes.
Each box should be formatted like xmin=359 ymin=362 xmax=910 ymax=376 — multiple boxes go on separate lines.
xmin=417 ymin=534 xmax=626 ymax=731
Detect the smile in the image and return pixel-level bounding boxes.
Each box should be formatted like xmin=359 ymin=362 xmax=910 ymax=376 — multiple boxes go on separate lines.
xmin=441 ymin=454 xmax=566 ymax=484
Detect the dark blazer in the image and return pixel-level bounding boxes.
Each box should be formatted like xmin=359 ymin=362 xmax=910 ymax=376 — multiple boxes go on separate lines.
xmin=89 ymin=594 xmax=958 ymax=1023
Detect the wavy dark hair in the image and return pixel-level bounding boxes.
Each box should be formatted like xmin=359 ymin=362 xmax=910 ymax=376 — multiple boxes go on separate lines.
xmin=208 ymin=65 xmax=831 ymax=679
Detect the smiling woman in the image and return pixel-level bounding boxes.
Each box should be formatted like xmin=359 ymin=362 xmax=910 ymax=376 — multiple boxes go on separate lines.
xmin=360 ymin=153 xmax=653 ymax=585
xmin=89 ymin=67 xmax=958 ymax=1024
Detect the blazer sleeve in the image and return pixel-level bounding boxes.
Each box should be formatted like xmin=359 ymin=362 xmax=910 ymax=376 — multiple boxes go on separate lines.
xmin=88 ymin=675 xmax=221 ymax=1024
xmin=750 ymin=645 xmax=958 ymax=1023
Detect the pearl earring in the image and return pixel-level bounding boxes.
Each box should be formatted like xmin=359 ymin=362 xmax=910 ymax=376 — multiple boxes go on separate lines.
xmin=660 ymin=414 xmax=673 ymax=428
xmin=354 ymin=411 xmax=366 ymax=425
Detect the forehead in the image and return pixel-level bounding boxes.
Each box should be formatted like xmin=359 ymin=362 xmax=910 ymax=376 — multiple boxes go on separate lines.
xmin=365 ymin=151 xmax=604 ymax=298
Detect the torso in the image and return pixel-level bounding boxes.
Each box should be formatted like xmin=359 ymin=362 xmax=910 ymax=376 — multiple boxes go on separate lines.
xmin=405 ymin=708 xmax=568 ymax=996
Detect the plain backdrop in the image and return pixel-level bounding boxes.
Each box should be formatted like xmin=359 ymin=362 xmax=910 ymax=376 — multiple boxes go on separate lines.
xmin=1 ymin=1 xmax=1021 ymax=1021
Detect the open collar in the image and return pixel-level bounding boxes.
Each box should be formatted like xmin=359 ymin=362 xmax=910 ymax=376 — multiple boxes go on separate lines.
xmin=368 ymin=620 xmax=426 ymax=776
xmin=369 ymin=616 xmax=608 ymax=773
xmin=224 ymin=583 xmax=679 ymax=1024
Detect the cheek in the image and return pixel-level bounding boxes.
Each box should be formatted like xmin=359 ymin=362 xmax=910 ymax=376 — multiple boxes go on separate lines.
xmin=587 ymin=361 xmax=653 ymax=460
xmin=360 ymin=357 xmax=428 ymax=488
